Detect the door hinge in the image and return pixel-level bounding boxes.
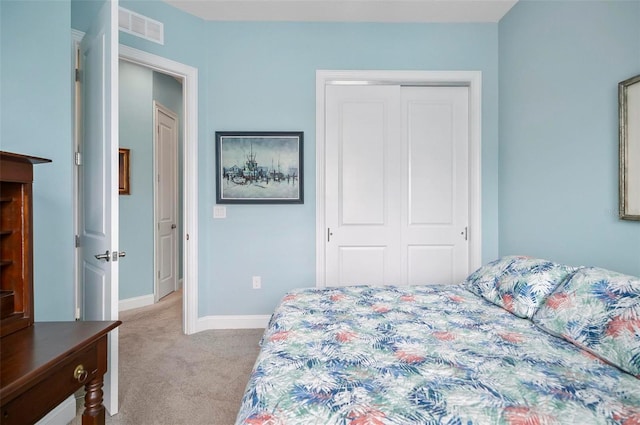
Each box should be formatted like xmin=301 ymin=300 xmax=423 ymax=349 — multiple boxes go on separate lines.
xmin=75 ymin=235 xmax=80 ymax=247
xmin=75 ymin=68 xmax=81 ymax=82
xmin=327 ymin=228 xmax=333 ymax=242
xmin=461 ymin=226 xmax=468 ymax=241
xmin=75 ymin=151 xmax=82 ymax=166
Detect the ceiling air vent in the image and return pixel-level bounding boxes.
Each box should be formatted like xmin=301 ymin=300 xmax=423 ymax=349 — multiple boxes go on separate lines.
xmin=119 ymin=7 xmax=164 ymax=45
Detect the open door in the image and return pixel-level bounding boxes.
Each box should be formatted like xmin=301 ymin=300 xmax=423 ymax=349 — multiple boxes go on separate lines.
xmin=79 ymin=0 xmax=120 ymax=415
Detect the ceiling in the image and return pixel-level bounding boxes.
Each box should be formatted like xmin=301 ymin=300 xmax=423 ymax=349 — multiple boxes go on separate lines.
xmin=162 ymin=0 xmax=518 ymax=23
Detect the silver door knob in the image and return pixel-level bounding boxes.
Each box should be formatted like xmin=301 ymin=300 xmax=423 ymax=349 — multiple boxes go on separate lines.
xmin=95 ymin=250 xmax=110 ymax=261
xmin=118 ymin=251 xmax=126 ymax=258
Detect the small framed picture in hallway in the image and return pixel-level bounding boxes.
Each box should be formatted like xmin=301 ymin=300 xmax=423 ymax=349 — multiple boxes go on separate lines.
xmin=119 ymin=148 xmax=131 ymax=195
xmin=215 ymin=131 xmax=304 ymax=204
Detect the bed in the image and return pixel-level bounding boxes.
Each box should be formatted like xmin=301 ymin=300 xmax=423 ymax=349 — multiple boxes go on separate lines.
xmin=235 ymin=257 xmax=640 ymax=424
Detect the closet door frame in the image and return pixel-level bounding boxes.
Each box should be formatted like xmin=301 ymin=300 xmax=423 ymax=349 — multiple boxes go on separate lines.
xmin=315 ymin=70 xmax=483 ymax=287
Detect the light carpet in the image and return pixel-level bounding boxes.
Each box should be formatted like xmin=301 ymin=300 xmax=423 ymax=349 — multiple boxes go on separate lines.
xmin=70 ymin=290 xmax=264 ymax=425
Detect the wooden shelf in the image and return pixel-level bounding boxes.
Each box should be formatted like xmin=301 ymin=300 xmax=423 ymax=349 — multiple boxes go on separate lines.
xmin=0 ymin=290 xmax=14 ymax=319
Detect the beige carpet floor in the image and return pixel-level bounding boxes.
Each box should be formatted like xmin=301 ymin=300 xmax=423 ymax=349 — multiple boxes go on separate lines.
xmin=70 ymin=290 xmax=264 ymax=425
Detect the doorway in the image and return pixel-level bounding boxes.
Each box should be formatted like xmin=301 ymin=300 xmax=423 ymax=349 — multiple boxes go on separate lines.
xmin=118 ymin=60 xmax=183 ymax=307
xmin=118 ymin=46 xmax=198 ymax=334
xmin=73 ymin=42 xmax=199 ymax=335
xmin=315 ymin=70 xmax=483 ymax=287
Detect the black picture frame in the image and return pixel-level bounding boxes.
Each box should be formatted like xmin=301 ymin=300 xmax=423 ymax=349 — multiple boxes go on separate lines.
xmin=215 ymin=131 xmax=304 ymax=204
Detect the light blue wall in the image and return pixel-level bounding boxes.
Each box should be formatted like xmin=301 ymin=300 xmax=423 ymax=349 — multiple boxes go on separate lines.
xmin=10 ymin=0 xmax=636 ymax=323
xmin=498 ymin=0 xmax=640 ymax=276
xmin=119 ymin=60 xmax=154 ymax=300
xmin=70 ymin=0 xmax=101 ymax=33
xmin=0 ymin=0 xmax=75 ymax=321
xmin=204 ymin=22 xmax=500 ymax=315
xmin=119 ymin=1 xmax=501 ymax=316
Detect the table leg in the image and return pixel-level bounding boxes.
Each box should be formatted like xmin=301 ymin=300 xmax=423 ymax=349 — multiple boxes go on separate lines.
xmin=82 ymin=377 xmax=105 ymax=425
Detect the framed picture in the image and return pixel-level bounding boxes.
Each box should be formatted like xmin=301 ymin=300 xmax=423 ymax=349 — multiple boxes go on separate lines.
xmin=215 ymin=131 xmax=303 ymax=204
xmin=619 ymin=74 xmax=640 ymax=220
xmin=119 ymin=148 xmax=130 ymax=195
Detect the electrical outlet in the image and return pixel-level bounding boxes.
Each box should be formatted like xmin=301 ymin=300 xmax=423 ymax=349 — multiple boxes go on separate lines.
xmin=252 ymin=276 xmax=261 ymax=289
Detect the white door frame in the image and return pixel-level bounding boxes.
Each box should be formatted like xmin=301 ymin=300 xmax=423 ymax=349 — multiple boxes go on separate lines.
xmin=119 ymin=45 xmax=199 ymax=335
xmin=315 ymin=70 xmax=482 ymax=287
xmin=72 ymin=29 xmax=84 ymax=320
xmin=153 ymin=101 xmax=179 ymax=302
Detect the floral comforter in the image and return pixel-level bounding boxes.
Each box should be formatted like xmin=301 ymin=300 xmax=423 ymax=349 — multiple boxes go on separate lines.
xmin=236 ymin=285 xmax=640 ymax=425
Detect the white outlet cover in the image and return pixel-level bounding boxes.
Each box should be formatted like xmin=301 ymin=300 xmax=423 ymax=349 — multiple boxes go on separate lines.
xmin=252 ymin=276 xmax=261 ymax=289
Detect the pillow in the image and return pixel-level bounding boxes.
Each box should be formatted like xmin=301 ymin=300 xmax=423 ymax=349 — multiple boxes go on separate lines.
xmin=533 ymin=267 xmax=640 ymax=378
xmin=464 ymin=256 xmax=576 ymax=319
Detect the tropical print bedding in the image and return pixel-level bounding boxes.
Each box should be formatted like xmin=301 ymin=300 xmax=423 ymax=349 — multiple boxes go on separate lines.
xmin=236 ymin=285 xmax=640 ymax=425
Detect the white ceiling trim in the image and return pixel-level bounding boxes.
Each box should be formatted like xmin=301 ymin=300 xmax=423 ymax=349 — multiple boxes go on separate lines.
xmin=162 ymin=0 xmax=518 ymax=23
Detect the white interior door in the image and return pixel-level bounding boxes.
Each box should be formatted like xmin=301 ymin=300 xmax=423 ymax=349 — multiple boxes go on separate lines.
xmin=325 ymin=84 xmax=469 ymax=286
xmin=154 ymin=102 xmax=178 ymax=301
xmin=79 ymin=0 xmax=119 ymax=415
xmin=401 ymin=86 xmax=469 ymax=284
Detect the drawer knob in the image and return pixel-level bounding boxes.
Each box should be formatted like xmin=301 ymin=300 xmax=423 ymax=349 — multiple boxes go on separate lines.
xmin=73 ymin=364 xmax=88 ymax=383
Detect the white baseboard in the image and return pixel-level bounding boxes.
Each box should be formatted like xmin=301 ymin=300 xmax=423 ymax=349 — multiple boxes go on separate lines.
xmin=36 ymin=395 xmax=76 ymax=425
xmin=119 ymin=294 xmax=155 ymax=312
xmin=196 ymin=314 xmax=271 ymax=332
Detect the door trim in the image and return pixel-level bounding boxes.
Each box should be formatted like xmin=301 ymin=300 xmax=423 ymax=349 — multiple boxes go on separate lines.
xmin=315 ymin=70 xmax=482 ymax=287
xmin=71 ymin=29 xmax=84 ymax=321
xmin=120 ymin=45 xmax=199 ymax=335
xmin=153 ymin=101 xmax=179 ymax=302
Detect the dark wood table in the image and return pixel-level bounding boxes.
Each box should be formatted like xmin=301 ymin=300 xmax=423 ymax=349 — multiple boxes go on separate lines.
xmin=1 ymin=321 xmax=121 ymax=425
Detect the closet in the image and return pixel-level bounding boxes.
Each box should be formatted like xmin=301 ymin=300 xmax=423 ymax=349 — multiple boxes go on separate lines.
xmin=324 ymin=85 xmax=470 ymax=286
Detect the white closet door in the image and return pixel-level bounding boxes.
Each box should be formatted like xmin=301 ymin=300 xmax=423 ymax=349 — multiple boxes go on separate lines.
xmin=325 ymin=85 xmax=402 ymax=286
xmin=325 ymin=85 xmax=469 ymax=287
xmin=401 ymin=86 xmax=469 ymax=285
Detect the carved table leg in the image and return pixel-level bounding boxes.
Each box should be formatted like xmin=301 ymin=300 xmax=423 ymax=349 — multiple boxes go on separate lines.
xmin=82 ymin=377 xmax=105 ymax=425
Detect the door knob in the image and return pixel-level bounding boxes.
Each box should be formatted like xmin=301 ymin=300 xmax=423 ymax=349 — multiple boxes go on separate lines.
xmin=118 ymin=251 xmax=126 ymax=258
xmin=171 ymin=224 xmax=177 ymax=229
xmin=94 ymin=250 xmax=110 ymax=262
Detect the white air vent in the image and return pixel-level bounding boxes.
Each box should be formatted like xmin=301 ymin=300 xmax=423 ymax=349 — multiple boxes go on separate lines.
xmin=119 ymin=7 xmax=164 ymax=45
